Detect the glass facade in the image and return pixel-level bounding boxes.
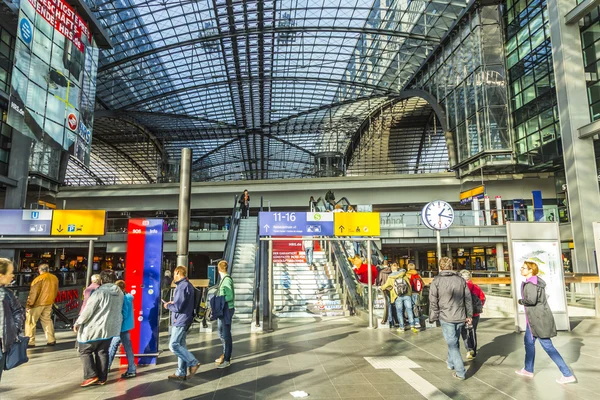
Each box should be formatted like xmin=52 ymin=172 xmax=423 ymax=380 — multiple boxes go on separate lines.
xmin=0 ymin=27 xmax=14 ymax=177
xmin=581 ymin=6 xmax=600 ymax=122
xmin=503 ymin=0 xmax=561 ymax=167
xmin=412 ymin=5 xmax=511 ymax=177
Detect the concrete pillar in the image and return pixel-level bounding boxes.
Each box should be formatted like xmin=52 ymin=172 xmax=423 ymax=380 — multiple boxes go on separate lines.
xmin=4 ymin=131 xmax=32 ymax=209
xmin=414 ymin=250 xmax=420 ymax=270
xmin=548 ymin=0 xmax=600 ymax=273
xmin=176 ymin=148 xmax=192 ymax=268
xmin=496 ymin=243 xmax=505 ymax=271
xmin=472 ymin=198 xmax=481 ymax=226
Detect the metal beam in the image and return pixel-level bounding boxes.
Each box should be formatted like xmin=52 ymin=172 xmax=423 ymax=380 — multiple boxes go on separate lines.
xmin=94 ymin=137 xmax=155 ymax=183
xmin=565 ymin=0 xmax=600 ymax=24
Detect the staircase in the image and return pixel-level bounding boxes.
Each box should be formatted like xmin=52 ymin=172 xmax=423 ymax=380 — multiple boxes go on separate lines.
xmin=231 ymin=217 xmax=258 ymax=323
xmin=273 ymin=247 xmax=345 ymax=317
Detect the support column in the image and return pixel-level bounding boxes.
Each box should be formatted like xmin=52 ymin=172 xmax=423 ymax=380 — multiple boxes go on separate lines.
xmin=548 ymin=0 xmax=600 ymax=273
xmin=4 ymin=131 xmax=32 ymax=209
xmin=496 ymin=243 xmax=505 ymax=271
xmin=176 ymin=148 xmax=192 ymax=268
xmin=414 ymin=250 xmax=420 ymax=270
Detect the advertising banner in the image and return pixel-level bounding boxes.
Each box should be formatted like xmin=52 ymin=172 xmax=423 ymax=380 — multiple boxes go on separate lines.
xmin=0 ymin=209 xmax=53 ymax=235
xmin=7 ymin=0 xmax=99 ymax=165
xmin=272 ymin=238 xmax=305 ymax=264
xmin=125 ymin=219 xmax=163 ymax=365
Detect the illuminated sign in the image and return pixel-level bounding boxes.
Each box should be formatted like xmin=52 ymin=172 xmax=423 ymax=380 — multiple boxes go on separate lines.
xmin=0 ymin=210 xmax=53 ymax=235
xmin=334 ymin=212 xmax=381 ymax=237
xmin=459 ymin=185 xmax=485 ymax=204
xmin=51 ymin=210 xmax=106 ymax=235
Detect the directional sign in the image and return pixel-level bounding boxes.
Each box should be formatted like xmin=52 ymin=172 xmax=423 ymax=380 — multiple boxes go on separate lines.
xmin=334 ymin=212 xmax=380 ymax=236
xmin=259 ymin=212 xmax=334 ymax=236
xmin=0 ymin=210 xmax=53 ymax=235
xmin=51 ymin=210 xmax=106 ymax=236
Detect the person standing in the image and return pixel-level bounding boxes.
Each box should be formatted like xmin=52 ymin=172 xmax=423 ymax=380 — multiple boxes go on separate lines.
xmin=74 ymin=270 xmax=124 ymax=387
xmin=303 ymin=237 xmax=314 ymax=268
xmin=0 ymin=258 xmax=25 ymax=383
xmin=380 ymin=263 xmax=419 ymax=332
xmin=239 ymin=189 xmax=250 ymax=219
xmin=459 ymin=270 xmax=485 ymax=360
xmin=108 ymin=280 xmax=136 ymax=379
xmin=215 ymin=260 xmax=235 ymax=369
xmin=429 ymin=257 xmax=473 ymax=380
xmin=406 ymin=263 xmax=425 ymax=322
xmin=325 ymin=190 xmax=335 ymax=211
xmin=515 ymin=261 xmax=576 ymax=384
xmin=80 ymin=274 xmax=101 ymax=314
xmin=25 ymin=264 xmax=58 ymax=347
xmin=164 ymin=266 xmax=200 ymax=381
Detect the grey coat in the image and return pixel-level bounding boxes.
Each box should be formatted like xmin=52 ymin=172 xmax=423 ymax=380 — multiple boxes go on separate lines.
xmin=520 ymin=277 xmax=557 ymax=338
xmin=75 ymin=283 xmax=123 ymax=343
xmin=429 ymin=270 xmax=473 ymax=323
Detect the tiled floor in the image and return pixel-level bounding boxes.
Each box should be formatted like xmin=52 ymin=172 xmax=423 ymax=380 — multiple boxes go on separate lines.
xmin=0 ymin=317 xmax=598 ymax=399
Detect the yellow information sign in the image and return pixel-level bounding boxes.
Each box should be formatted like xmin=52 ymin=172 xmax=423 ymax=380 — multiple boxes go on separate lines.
xmin=51 ymin=210 xmax=106 ymax=236
xmin=334 ymin=212 xmax=380 ymax=236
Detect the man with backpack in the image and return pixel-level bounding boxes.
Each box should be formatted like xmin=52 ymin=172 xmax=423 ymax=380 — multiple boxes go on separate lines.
xmin=380 ymin=263 xmax=419 ymax=333
xmin=459 ymin=270 xmax=486 ymax=360
xmin=406 ymin=263 xmax=425 ymax=323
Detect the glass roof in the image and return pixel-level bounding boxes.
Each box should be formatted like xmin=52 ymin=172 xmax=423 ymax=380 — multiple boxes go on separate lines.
xmin=80 ymin=0 xmax=467 ymax=182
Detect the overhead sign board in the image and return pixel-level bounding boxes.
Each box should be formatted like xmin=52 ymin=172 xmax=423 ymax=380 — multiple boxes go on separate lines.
xmin=51 ymin=210 xmax=106 ymax=236
xmin=0 ymin=210 xmax=53 ymax=235
xmin=259 ymin=212 xmax=334 ymax=236
xmin=334 ymin=212 xmax=380 ymax=236
xmin=459 ymin=185 xmax=485 ymax=204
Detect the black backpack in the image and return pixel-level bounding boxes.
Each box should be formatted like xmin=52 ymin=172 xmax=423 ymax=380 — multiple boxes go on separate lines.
xmin=472 ymin=292 xmax=484 ymax=314
xmin=393 ymin=276 xmax=410 ymax=296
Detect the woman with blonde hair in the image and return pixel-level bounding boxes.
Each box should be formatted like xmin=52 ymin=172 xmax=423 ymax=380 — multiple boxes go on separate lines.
xmin=515 ymin=260 xmax=576 ymax=384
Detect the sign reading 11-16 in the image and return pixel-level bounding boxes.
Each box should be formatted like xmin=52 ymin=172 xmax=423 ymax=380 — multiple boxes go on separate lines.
xmin=259 ymin=212 xmax=334 ymax=236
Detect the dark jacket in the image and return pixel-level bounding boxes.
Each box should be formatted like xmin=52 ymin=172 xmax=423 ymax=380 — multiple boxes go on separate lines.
xmin=167 ymin=278 xmax=195 ymax=327
xmin=520 ymin=276 xmax=556 ymax=338
xmin=0 ymin=287 xmax=25 ymax=354
xmin=429 ymin=270 xmax=473 ymax=323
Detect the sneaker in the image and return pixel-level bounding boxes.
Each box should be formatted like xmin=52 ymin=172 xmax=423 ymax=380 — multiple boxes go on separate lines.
xmin=121 ymin=372 xmax=136 ymax=379
xmin=215 ymin=354 xmax=224 ymax=364
xmin=27 ymin=344 xmax=36 ymax=348
xmin=515 ymin=369 xmax=534 ymax=378
xmin=397 ymin=327 xmax=406 ymax=332
xmin=466 ymin=350 xmax=475 ymax=360
xmin=414 ymin=323 xmax=422 ymax=329
xmin=556 ymin=375 xmax=577 ymax=384
xmin=188 ymin=362 xmax=201 ymax=377
xmin=167 ymin=374 xmax=186 ymax=381
xmin=411 ymin=326 xmax=419 ymax=333
xmin=46 ymin=342 xmax=56 ymax=346
xmin=446 ymin=362 xmax=453 ymax=370
xmin=453 ymin=372 xmax=465 ymax=381
xmin=217 ymin=361 xmax=231 ymax=369
xmin=80 ymin=377 xmax=99 ymax=387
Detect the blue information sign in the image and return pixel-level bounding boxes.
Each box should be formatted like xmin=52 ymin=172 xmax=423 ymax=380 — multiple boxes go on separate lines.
xmin=259 ymin=212 xmax=334 ymax=236
xmin=0 ymin=210 xmax=53 ymax=235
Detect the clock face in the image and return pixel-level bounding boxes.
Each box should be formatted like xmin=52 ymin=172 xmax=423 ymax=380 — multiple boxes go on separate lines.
xmin=422 ymin=200 xmax=455 ymax=230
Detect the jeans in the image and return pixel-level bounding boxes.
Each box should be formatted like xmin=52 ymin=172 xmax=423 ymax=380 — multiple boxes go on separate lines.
xmin=461 ymin=315 xmax=480 ymax=355
xmin=0 ymin=343 xmax=4 ymax=382
xmin=108 ymin=331 xmax=136 ymax=374
xmin=440 ymin=320 xmax=466 ymax=378
xmin=386 ymin=292 xmax=398 ymax=326
xmin=305 ymin=247 xmax=313 ymax=265
xmin=79 ymin=339 xmax=111 ymax=381
xmin=411 ymin=293 xmax=421 ymax=319
xmin=353 ymin=241 xmax=361 ymax=257
xmin=395 ymin=296 xmax=415 ymax=328
xmin=218 ymin=310 xmax=234 ymax=362
xmin=169 ymin=325 xmax=198 ymax=377
xmin=524 ymin=324 xmax=573 ymax=377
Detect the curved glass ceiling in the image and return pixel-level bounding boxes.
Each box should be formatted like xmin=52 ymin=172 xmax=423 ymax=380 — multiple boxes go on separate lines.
xmin=82 ymin=0 xmax=467 ymax=182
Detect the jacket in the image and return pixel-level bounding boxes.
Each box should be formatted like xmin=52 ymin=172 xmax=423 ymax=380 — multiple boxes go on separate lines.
xmin=167 ymin=278 xmax=194 ymax=327
xmin=218 ymin=274 xmax=235 ymax=310
xmin=376 ymin=267 xmax=392 ymax=286
xmin=121 ymin=293 xmax=134 ymax=332
xmin=26 ymin=272 xmax=59 ymax=308
xmin=0 ymin=287 xmax=25 ymax=354
xmin=380 ymin=270 xmax=412 ymax=303
xmin=80 ymin=282 xmax=100 ymax=314
xmin=520 ymin=276 xmax=556 ymax=338
xmin=429 ymin=270 xmax=473 ymax=323
xmin=467 ymin=280 xmax=486 ymax=317
xmin=74 ymin=283 xmax=124 ymax=343
xmin=355 ymin=263 xmax=378 ymax=285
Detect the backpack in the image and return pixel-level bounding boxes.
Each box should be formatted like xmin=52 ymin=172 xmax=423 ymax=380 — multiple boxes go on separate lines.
xmin=472 ymin=292 xmax=484 ymax=314
xmin=410 ymin=274 xmax=424 ymax=293
xmin=393 ymin=276 xmax=410 ymax=296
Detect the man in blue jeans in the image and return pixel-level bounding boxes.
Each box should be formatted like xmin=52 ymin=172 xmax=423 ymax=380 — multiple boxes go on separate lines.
xmin=164 ymin=266 xmax=201 ymax=381
xmin=215 ymin=260 xmax=235 ymax=369
xmin=429 ymin=257 xmax=473 ymax=380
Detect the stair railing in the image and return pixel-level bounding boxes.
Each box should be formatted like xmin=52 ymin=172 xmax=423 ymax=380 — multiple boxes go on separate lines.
xmin=223 ymin=194 xmax=241 ymax=275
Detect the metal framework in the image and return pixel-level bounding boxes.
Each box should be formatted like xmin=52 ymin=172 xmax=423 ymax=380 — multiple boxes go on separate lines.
xmin=67 ymin=0 xmax=468 ymax=183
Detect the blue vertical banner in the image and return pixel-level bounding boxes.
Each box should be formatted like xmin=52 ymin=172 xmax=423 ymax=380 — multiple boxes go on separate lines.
xmin=532 ymin=190 xmax=544 ymax=221
xmin=208 ymin=265 xmax=217 ymax=287
xmin=125 ymin=218 xmax=163 ymax=365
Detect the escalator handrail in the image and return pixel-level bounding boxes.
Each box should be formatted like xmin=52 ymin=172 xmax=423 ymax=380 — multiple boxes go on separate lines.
xmin=223 ymin=194 xmax=241 ymax=275
xmin=331 ymin=241 xmax=363 ymax=309
xmin=252 ymin=197 xmax=264 ymax=326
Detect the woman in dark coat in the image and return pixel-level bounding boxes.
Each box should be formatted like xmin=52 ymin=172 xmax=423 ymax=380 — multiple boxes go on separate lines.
xmin=239 ymin=189 xmax=250 ymax=219
xmin=0 ymin=258 xmax=25 ymax=382
xmin=515 ymin=260 xmax=576 ymax=384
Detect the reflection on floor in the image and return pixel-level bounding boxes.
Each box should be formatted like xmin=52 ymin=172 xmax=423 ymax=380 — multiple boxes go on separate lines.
xmin=1 ymin=317 xmax=598 ymax=399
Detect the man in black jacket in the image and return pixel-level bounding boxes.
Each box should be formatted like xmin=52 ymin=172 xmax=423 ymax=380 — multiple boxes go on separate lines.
xmin=429 ymin=257 xmax=473 ymax=380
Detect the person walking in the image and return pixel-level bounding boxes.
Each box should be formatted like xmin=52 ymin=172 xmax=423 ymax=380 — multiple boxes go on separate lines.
xmin=24 ymin=264 xmax=58 ymax=347
xmin=0 ymin=258 xmax=25 ymax=383
xmin=108 ymin=280 xmax=136 ymax=379
xmin=429 ymin=257 xmax=473 ymax=380
xmin=74 ymin=270 xmax=124 ymax=387
xmin=515 ymin=260 xmax=576 ymax=384
xmin=303 ymin=237 xmax=314 ymax=268
xmin=459 ymin=270 xmax=486 ymax=360
xmin=215 ymin=261 xmax=235 ymax=368
xmin=164 ymin=266 xmax=200 ymax=381
xmin=239 ymin=189 xmax=250 ymax=219
xmin=381 ymin=263 xmax=419 ymax=332
xmin=80 ymin=274 xmax=101 ymax=314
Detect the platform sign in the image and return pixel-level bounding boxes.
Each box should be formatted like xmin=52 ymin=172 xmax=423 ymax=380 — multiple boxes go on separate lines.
xmin=51 ymin=210 xmax=106 ymax=235
xmin=259 ymin=212 xmax=334 ymax=236
xmin=125 ymin=218 xmax=163 ymax=365
xmin=0 ymin=209 xmax=53 ymax=235
xmin=334 ymin=212 xmax=380 ymax=236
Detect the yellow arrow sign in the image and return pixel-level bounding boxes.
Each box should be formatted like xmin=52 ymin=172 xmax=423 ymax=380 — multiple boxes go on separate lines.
xmin=51 ymin=210 xmax=106 ymax=236
xmin=334 ymin=212 xmax=380 ymax=236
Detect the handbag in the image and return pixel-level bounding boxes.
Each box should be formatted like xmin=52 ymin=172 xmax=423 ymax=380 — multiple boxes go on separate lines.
xmin=208 ymin=276 xmax=233 ymax=321
xmin=4 ymin=336 xmax=30 ymax=370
